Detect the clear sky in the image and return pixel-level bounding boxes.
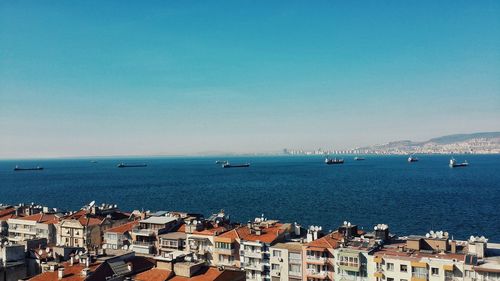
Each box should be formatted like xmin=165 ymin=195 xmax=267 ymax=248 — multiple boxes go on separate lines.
xmin=1 ymin=1 xmax=499 ymax=158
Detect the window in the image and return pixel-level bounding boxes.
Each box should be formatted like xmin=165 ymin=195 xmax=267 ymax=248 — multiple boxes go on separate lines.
xmin=387 ymin=263 xmax=394 ymax=271
xmin=273 ymin=250 xmax=281 ymax=257
xmin=388 ymin=278 xmax=394 ymax=281
xmin=432 ymin=268 xmax=439 ymax=276
xmin=401 ymin=279 xmax=408 ymax=281
xmin=400 ymin=264 xmax=408 ymax=272
xmin=290 ymin=264 xmax=301 ymax=273
xmin=272 ymin=264 xmax=280 ymax=270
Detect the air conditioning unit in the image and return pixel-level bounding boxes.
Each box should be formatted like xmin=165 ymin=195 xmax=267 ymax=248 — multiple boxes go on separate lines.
xmin=278 ymin=258 xmax=283 ymax=262
xmin=277 ymin=272 xmax=281 ymax=276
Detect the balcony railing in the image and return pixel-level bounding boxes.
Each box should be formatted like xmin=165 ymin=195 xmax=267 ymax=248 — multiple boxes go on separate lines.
xmin=242 ymin=250 xmax=263 ymax=259
xmin=306 ymin=269 xmax=328 ymax=279
xmin=306 ymin=256 xmax=328 ymax=264
xmin=245 ymin=263 xmax=264 ymax=271
xmin=133 ymin=241 xmax=154 ymax=247
xmin=132 ymin=229 xmax=155 ymax=236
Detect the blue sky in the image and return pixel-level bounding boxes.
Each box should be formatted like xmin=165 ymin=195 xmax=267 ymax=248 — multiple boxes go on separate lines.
xmin=1 ymin=1 xmax=499 ymax=158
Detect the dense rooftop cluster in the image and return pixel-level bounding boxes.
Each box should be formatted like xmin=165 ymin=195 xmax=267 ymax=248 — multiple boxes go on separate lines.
xmin=0 ymin=202 xmax=499 ymax=281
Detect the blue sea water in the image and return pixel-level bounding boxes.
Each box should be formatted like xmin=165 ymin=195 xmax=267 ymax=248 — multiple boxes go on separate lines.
xmin=1 ymin=155 xmax=499 ymax=241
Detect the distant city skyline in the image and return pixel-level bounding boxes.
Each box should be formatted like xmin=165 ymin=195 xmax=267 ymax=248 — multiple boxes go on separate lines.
xmin=1 ymin=1 xmax=499 ymax=159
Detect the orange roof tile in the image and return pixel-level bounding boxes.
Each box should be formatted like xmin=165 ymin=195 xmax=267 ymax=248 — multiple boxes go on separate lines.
xmin=236 ymin=224 xmax=286 ymax=244
xmin=193 ymin=225 xmax=229 ymax=236
xmin=28 ymin=262 xmax=100 ymax=281
xmin=20 ymin=213 xmax=60 ymax=224
xmin=106 ymin=220 xmax=139 ymax=234
xmin=0 ymin=207 xmax=15 ymax=217
xmin=306 ymin=232 xmax=342 ymax=249
xmin=168 ymin=267 xmax=225 ymax=281
xmin=134 ymin=268 xmax=172 ymax=281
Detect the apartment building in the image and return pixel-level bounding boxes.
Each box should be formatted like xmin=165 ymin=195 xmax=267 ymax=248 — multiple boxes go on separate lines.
xmin=7 ymin=213 xmax=61 ymax=244
xmin=131 ymin=215 xmax=180 ymax=255
xmin=238 ymin=218 xmax=292 ymax=281
xmin=156 ymin=224 xmax=187 ymax=257
xmin=57 ymin=203 xmax=130 ymax=249
xmin=103 ymin=220 xmax=138 ymax=250
xmin=270 ymin=241 xmax=304 ymax=281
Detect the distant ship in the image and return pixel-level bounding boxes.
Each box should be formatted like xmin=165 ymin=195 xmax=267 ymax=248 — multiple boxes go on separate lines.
xmin=90 ymin=160 xmax=98 ymax=163
xmin=408 ymin=155 xmax=419 ymax=162
xmin=215 ymin=160 xmax=228 ymax=165
xmin=354 ymin=157 xmax=365 ymax=161
xmin=449 ymin=158 xmax=468 ymax=168
xmin=14 ymin=165 xmax=43 ymax=171
xmin=117 ymin=163 xmax=147 ymax=168
xmin=325 ymin=157 xmax=344 ymax=165
xmin=222 ymin=162 xmax=250 ymax=168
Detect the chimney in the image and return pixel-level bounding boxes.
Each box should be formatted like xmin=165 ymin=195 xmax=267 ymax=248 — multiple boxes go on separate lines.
xmin=85 ymin=257 xmax=90 ymax=267
xmin=247 ymin=221 xmax=252 ymax=229
xmin=70 ymin=255 xmax=74 ymax=266
xmin=58 ymin=267 xmax=65 ymax=279
xmin=451 ymin=240 xmax=457 ymax=254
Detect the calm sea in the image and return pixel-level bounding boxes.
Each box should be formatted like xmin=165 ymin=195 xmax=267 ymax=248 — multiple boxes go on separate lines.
xmin=1 ymin=155 xmax=499 ymax=241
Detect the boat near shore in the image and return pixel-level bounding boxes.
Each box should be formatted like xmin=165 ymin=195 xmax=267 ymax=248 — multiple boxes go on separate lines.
xmin=117 ymin=163 xmax=147 ymax=168
xmin=222 ymin=162 xmax=250 ymax=168
xmin=449 ymin=158 xmax=468 ymax=168
xmin=14 ymin=165 xmax=43 ymax=171
xmin=408 ymin=155 xmax=419 ymax=162
xmin=325 ymin=157 xmax=344 ymax=165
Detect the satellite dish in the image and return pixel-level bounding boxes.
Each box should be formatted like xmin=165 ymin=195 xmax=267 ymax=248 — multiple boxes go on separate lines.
xmin=343 ymin=221 xmax=348 ymax=226
xmin=89 ymin=201 xmax=96 ymax=208
xmin=426 ymin=233 xmax=430 ymax=238
xmin=39 ymin=249 xmax=44 ymax=255
xmin=347 ymin=222 xmax=351 ymax=227
xmin=374 ymin=226 xmax=378 ymax=231
xmin=193 ymin=220 xmax=198 ymax=225
xmin=309 ymin=226 xmax=314 ymax=231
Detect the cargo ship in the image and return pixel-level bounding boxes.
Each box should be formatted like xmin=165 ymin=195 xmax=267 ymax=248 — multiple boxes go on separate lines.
xmin=449 ymin=158 xmax=468 ymax=168
xmin=325 ymin=157 xmax=344 ymax=164
xmin=222 ymin=162 xmax=250 ymax=168
xmin=117 ymin=163 xmax=147 ymax=168
xmin=14 ymin=165 xmax=43 ymax=171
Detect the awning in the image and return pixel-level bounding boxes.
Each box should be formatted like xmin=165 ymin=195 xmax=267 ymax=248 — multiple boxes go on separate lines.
xmin=374 ymin=257 xmax=383 ymax=263
xmin=443 ymin=265 xmax=454 ymax=271
xmin=374 ymin=272 xmax=384 ymax=278
xmin=411 ymin=261 xmax=427 ymax=268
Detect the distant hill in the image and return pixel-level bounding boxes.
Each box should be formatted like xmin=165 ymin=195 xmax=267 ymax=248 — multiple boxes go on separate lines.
xmin=358 ymin=132 xmax=500 ymax=154
xmin=426 ymin=132 xmax=500 ymax=145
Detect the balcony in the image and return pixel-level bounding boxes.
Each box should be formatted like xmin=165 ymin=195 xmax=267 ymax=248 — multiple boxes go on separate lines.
xmin=242 ymin=250 xmax=263 ymax=259
xmin=132 ymin=229 xmax=155 ymax=236
xmin=306 ymin=256 xmax=328 ymax=264
xmin=9 ymin=228 xmax=36 ymax=235
xmin=132 ymin=241 xmax=154 ymax=254
xmin=245 ymin=263 xmax=264 ymax=271
xmin=214 ymin=247 xmax=236 ymax=255
xmin=306 ymin=269 xmax=328 ymax=279
xmin=246 ymin=274 xmax=263 ymax=281
xmin=289 ymin=270 xmax=302 ymax=277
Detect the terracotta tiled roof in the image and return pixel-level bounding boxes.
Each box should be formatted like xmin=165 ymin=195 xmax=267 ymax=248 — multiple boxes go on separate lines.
xmin=168 ymin=267 xmax=226 ymax=281
xmin=106 ymin=220 xmax=138 ymax=234
xmin=134 ymin=268 xmax=172 ymax=281
xmin=193 ymin=225 xmax=230 ymax=236
xmin=306 ymin=231 xmax=342 ymax=249
xmin=236 ymin=224 xmax=287 ymax=244
xmin=78 ymin=216 xmax=105 ymax=227
xmin=28 ymin=261 xmax=100 ymax=281
xmin=0 ymin=207 xmax=15 ymax=217
xmin=0 ymin=213 xmax=21 ymax=221
xmin=20 ymin=213 xmax=60 ymax=224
